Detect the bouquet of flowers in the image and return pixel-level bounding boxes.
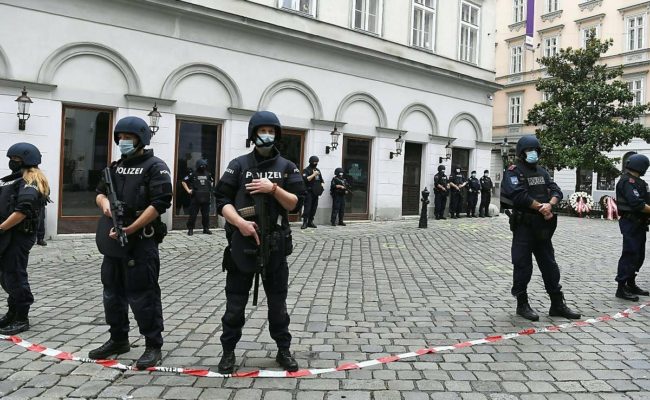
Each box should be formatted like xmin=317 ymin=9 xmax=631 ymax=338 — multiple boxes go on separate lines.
xmin=568 ymin=192 xmax=594 ymax=217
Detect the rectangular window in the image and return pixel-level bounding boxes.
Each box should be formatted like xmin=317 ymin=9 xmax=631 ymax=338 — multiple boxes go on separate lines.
xmin=509 ymin=95 xmax=523 ymax=125
xmin=628 ymin=78 xmax=644 ymax=106
xmin=581 ymin=25 xmax=600 ymax=48
xmin=279 ymin=0 xmax=316 ymax=16
xmin=627 ymin=15 xmax=645 ymax=51
xmin=412 ymin=0 xmax=436 ymax=50
xmin=354 ymin=0 xmax=380 ymax=33
xmin=513 ymin=0 xmax=525 ymax=23
xmin=543 ymin=36 xmax=559 ymax=57
xmin=545 ymin=0 xmax=559 ymax=13
xmin=542 ymin=91 xmax=552 ymax=102
xmin=459 ymin=1 xmax=480 ymax=64
xmin=510 ymin=44 xmax=523 ymax=74
xmin=597 ymin=172 xmax=616 ymax=191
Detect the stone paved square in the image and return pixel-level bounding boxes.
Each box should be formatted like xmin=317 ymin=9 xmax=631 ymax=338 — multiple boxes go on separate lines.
xmin=1 ymin=216 xmax=649 ymax=399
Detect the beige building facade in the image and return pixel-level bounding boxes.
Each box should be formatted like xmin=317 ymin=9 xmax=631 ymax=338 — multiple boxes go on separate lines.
xmin=493 ymin=0 xmax=650 ymax=200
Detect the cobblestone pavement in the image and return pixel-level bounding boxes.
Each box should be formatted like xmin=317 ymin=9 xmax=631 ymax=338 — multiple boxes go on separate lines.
xmin=0 ymin=216 xmax=649 ymax=400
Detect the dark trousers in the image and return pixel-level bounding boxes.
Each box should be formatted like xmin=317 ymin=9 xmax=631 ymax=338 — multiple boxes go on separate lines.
xmin=331 ymin=195 xmax=345 ymax=223
xmin=510 ymin=217 xmax=562 ymax=297
xmin=479 ymin=191 xmax=491 ymax=216
xmin=303 ymin=192 xmax=319 ymax=222
xmin=36 ymin=207 xmax=45 ymax=241
xmin=467 ymin=192 xmax=478 ymax=216
xmin=221 ymin=254 xmax=291 ymax=350
xmin=101 ymin=238 xmax=164 ymax=348
xmin=434 ymin=192 xmax=447 ymax=218
xmin=187 ymin=198 xmax=210 ymax=230
xmin=616 ymin=218 xmax=647 ymax=283
xmin=0 ymin=232 xmax=35 ymax=314
xmin=449 ymin=191 xmax=462 ymax=216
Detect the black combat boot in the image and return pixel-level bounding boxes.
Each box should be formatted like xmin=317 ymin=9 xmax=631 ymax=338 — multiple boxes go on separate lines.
xmin=0 ymin=308 xmax=15 ymax=329
xmin=88 ymin=339 xmax=130 ymax=359
xmin=135 ymin=346 xmax=162 ymax=369
xmin=548 ymin=292 xmax=581 ymax=319
xmin=516 ymin=293 xmax=539 ymax=321
xmin=0 ymin=309 xmax=29 ymax=335
xmin=301 ymin=220 xmax=309 ymax=229
xmin=37 ymin=239 xmax=47 ymax=246
xmin=338 ymin=221 xmax=346 ymax=226
xmin=627 ymin=275 xmax=649 ymax=296
xmin=616 ymin=282 xmax=640 ymax=301
xmin=203 ymin=229 xmax=212 ymax=235
xmin=308 ymin=220 xmax=317 ymax=228
xmin=187 ymin=228 xmax=193 ymax=236
xmin=218 ymin=350 xmax=236 ymax=374
xmin=276 ymin=348 xmax=299 ymax=372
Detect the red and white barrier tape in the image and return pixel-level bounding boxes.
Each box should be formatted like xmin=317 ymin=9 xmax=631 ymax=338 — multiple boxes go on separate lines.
xmin=1 ymin=302 xmax=648 ymax=378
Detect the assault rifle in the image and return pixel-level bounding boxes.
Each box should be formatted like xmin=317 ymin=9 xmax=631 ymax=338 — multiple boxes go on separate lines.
xmin=249 ymin=191 xmax=272 ymax=306
xmin=102 ymin=167 xmax=128 ymax=247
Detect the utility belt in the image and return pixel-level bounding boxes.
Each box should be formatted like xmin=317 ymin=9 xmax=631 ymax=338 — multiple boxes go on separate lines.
xmin=620 ymin=212 xmax=649 ymax=227
xmin=507 ymin=209 xmax=557 ymax=239
xmin=223 ymin=220 xmax=294 ymax=273
xmin=127 ymin=210 xmax=168 ymax=244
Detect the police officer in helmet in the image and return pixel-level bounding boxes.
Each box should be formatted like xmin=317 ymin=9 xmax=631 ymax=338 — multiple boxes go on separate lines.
xmin=182 ymin=158 xmax=214 ymax=235
xmin=614 ymin=153 xmax=650 ymax=301
xmin=0 ymin=143 xmax=49 ymax=335
xmin=433 ymin=165 xmax=449 ymax=220
xmin=91 ymin=116 xmax=172 ymax=368
xmin=214 ymin=111 xmax=305 ymax=374
xmin=501 ymin=135 xmax=580 ymax=321
xmin=301 ymin=155 xmax=324 ymax=229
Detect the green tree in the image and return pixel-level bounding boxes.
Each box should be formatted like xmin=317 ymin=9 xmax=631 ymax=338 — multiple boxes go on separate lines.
xmin=526 ymin=37 xmax=650 ymax=192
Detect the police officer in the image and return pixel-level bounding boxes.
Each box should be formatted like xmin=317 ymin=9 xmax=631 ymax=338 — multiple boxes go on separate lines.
xmin=479 ymin=170 xmax=493 ymax=217
xmin=182 ymin=159 xmax=214 ymax=235
xmin=614 ymin=153 xmax=650 ymax=301
xmin=330 ymin=168 xmax=349 ymax=226
xmin=301 ymin=156 xmax=324 ymax=229
xmin=91 ymin=116 xmax=172 ymax=369
xmin=501 ymin=135 xmax=580 ymax=321
xmin=433 ymin=165 xmax=449 ymax=220
xmin=466 ymin=171 xmax=480 ymax=218
xmin=214 ymin=111 xmax=305 ymax=374
xmin=0 ymin=143 xmax=49 ymax=335
xmin=449 ymin=166 xmax=466 ymax=219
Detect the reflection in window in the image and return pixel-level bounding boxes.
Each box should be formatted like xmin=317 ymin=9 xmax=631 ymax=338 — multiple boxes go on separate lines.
xmin=597 ymin=172 xmax=615 ymax=191
xmin=343 ymin=137 xmax=371 ymax=217
xmin=578 ymin=169 xmax=593 ymax=193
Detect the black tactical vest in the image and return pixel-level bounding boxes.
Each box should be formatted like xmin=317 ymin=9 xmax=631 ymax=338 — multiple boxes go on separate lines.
xmin=111 ymin=151 xmax=162 ymax=220
xmin=0 ymin=173 xmax=22 ymax=220
xmin=434 ymin=173 xmax=448 ymax=193
xmin=192 ymin=172 xmax=212 ymax=203
xmin=616 ymin=173 xmax=649 ymax=213
xmin=304 ymin=166 xmax=324 ymax=196
xmin=502 ymin=163 xmax=551 ymax=210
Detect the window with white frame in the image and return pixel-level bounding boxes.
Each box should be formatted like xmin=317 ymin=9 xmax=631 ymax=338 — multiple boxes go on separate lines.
xmin=280 ymin=0 xmax=316 ymax=15
xmin=542 ymin=91 xmax=552 ymax=102
xmin=581 ymin=25 xmax=600 ymax=48
xmin=412 ymin=0 xmax=436 ymax=49
xmin=543 ymin=35 xmax=560 ymax=57
xmin=510 ymin=44 xmax=523 ymax=74
xmin=459 ymin=1 xmax=480 ymax=64
xmin=628 ymin=78 xmax=645 ymax=106
xmin=509 ymin=95 xmax=523 ymax=125
xmin=627 ymin=15 xmax=645 ymax=51
xmin=353 ymin=0 xmax=380 ymax=33
xmin=513 ymin=0 xmax=525 ymax=23
xmin=545 ymin=0 xmax=559 ymax=13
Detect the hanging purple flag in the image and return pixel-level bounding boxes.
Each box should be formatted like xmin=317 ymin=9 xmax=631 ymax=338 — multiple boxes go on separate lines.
xmin=525 ymin=0 xmax=535 ymax=49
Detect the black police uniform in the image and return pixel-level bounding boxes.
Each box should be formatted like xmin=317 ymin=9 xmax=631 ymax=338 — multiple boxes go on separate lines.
xmin=214 ymin=147 xmax=305 ymax=353
xmin=466 ymin=175 xmax=481 ymax=217
xmin=449 ymin=173 xmax=465 ymax=218
xmin=184 ymin=164 xmax=214 ymax=232
xmin=0 ymin=171 xmax=43 ymax=329
xmin=302 ymin=157 xmax=324 ymax=227
xmin=615 ymin=172 xmax=649 ymax=293
xmin=479 ymin=174 xmax=493 ymax=217
xmin=96 ymin=149 xmax=172 ymax=350
xmin=330 ymin=168 xmax=349 ymax=225
xmin=433 ymin=170 xmax=449 ymax=219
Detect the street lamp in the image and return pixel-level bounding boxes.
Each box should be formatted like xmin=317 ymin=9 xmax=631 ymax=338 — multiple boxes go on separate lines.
xmin=500 ymin=137 xmax=512 ymax=168
xmin=389 ymin=134 xmax=404 ymax=159
xmin=438 ymin=140 xmax=452 ymax=163
xmin=15 ymin=87 xmax=33 ymax=131
xmin=148 ymin=103 xmax=161 ymax=136
xmin=326 ymin=125 xmax=341 ymax=154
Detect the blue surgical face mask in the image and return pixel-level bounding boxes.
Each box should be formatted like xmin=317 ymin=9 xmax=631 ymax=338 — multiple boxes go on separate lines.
xmin=118 ymin=139 xmax=136 ymax=156
xmin=255 ymin=133 xmax=275 ymax=147
xmin=525 ymin=150 xmax=539 ymax=164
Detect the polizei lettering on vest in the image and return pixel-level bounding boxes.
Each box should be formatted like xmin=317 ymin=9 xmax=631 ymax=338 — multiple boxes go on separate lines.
xmin=116 ymin=167 xmax=144 ymax=175
xmin=245 ymin=171 xmax=282 ymax=179
xmin=527 ymin=176 xmax=545 ymax=186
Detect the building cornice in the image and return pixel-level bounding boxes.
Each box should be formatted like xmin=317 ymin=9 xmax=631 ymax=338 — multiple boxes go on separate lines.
xmin=575 ymin=13 xmax=606 ymax=26
xmin=538 ymin=24 xmax=565 ymax=35
xmin=579 ymin=0 xmax=603 ymax=13
xmin=0 ymin=78 xmax=56 ymax=92
xmin=541 ymin=10 xmax=563 ymax=23
xmin=618 ymin=1 xmax=650 ymax=14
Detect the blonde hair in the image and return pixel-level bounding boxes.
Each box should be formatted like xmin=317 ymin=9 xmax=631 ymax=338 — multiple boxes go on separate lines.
xmin=22 ymin=167 xmax=50 ymax=197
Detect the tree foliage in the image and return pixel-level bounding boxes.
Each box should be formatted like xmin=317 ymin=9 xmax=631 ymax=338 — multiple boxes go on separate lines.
xmin=526 ymin=37 xmax=650 ymax=191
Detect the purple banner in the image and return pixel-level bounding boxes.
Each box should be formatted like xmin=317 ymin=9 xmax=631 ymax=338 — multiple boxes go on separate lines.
xmin=525 ymin=0 xmax=535 ymax=49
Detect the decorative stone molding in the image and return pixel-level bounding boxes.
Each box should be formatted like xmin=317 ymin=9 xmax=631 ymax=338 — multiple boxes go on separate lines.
xmin=124 ymin=94 xmax=176 ymax=106
xmin=579 ymin=0 xmax=603 ymax=12
xmin=160 ymin=63 xmax=242 ymax=108
xmin=335 ymin=92 xmax=388 ymax=128
xmin=508 ymin=21 xmax=526 ymax=32
xmin=228 ymin=107 xmax=256 ymax=117
xmin=258 ymin=79 xmax=323 ymax=120
xmin=538 ymin=24 xmax=565 ymax=35
xmin=397 ymin=103 xmax=438 ymax=134
xmin=448 ymin=112 xmax=483 ymax=142
xmin=0 ymin=78 xmax=56 ymax=92
xmin=541 ymin=10 xmax=563 ymax=23
xmin=0 ymin=46 xmax=11 ymax=79
xmin=376 ymin=126 xmax=406 ymax=138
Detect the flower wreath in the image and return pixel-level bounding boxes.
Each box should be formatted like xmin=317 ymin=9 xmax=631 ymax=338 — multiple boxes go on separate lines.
xmin=568 ymin=191 xmax=594 ymax=217
xmin=599 ymin=195 xmax=619 ymax=220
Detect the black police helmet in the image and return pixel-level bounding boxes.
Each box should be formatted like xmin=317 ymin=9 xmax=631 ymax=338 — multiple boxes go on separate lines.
xmin=113 ymin=116 xmax=151 ymax=146
xmin=626 ymin=154 xmax=650 ymax=175
xmin=248 ymin=111 xmax=282 ymax=142
xmin=7 ymin=142 xmax=42 ymax=167
xmin=334 ymin=167 xmax=344 ymax=175
xmin=309 ymin=156 xmax=319 ymax=164
xmin=516 ymin=135 xmax=542 ymax=158
xmin=437 ymin=165 xmax=445 ymax=172
xmin=195 ymin=159 xmax=208 ymax=169
xmin=484 ymin=169 xmax=489 ymax=174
